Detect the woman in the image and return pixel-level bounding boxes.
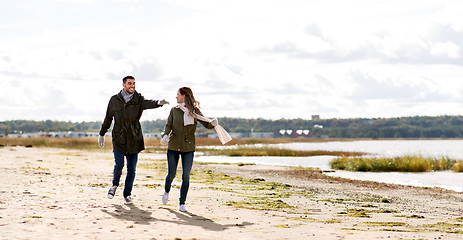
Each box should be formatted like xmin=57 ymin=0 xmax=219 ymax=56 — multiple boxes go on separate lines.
xmin=161 ymin=87 xmax=218 ymax=212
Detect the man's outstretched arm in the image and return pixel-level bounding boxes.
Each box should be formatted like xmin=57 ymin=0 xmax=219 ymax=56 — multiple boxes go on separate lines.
xmin=140 ymin=96 xmax=169 ymax=110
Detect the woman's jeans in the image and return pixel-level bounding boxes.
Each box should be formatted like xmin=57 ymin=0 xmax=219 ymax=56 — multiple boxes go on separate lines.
xmin=164 ymin=150 xmax=194 ymax=205
xmin=112 ymin=151 xmax=138 ymax=197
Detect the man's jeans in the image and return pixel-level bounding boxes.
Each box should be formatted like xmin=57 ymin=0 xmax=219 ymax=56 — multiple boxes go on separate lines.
xmin=164 ymin=150 xmax=194 ymax=205
xmin=112 ymin=151 xmax=138 ymax=197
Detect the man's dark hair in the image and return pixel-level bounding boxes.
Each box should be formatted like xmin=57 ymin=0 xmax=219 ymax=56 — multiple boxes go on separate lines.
xmin=123 ymin=76 xmax=135 ymax=83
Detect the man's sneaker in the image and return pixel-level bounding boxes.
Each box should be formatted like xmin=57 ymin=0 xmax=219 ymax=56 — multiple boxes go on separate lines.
xmin=179 ymin=204 xmax=188 ymax=212
xmin=162 ymin=192 xmax=169 ymax=204
xmin=107 ymin=186 xmax=117 ymax=199
xmin=124 ymin=196 xmax=133 ymax=205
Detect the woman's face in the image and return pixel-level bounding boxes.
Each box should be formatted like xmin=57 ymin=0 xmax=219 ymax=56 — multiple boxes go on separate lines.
xmin=176 ymin=90 xmax=185 ymax=103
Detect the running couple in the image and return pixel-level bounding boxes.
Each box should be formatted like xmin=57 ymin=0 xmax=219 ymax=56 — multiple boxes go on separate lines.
xmin=98 ymin=75 xmax=229 ymax=212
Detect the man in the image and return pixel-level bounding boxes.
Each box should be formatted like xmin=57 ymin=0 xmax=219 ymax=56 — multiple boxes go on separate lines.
xmin=98 ymin=75 xmax=168 ymax=204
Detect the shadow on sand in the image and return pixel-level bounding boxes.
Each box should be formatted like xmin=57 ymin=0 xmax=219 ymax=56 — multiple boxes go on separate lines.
xmin=101 ymin=204 xmax=253 ymax=231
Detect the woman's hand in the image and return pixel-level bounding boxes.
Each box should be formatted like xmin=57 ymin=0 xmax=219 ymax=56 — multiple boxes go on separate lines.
xmin=160 ymin=134 xmax=169 ymax=145
xmin=211 ymin=118 xmax=218 ymax=127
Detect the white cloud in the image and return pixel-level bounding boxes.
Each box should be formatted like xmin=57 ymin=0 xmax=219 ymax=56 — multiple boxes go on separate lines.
xmin=430 ymin=41 xmax=461 ymax=59
xmin=435 ymin=1 xmax=463 ymax=31
xmin=2 ymin=0 xmax=463 ymax=121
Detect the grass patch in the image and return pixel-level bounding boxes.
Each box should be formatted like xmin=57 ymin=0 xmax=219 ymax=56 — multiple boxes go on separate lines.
xmin=361 ymin=197 xmax=391 ymax=203
xmin=21 ymin=166 xmax=50 ymax=171
xmin=379 ymin=228 xmax=410 ymax=232
xmin=363 ymin=221 xmax=406 ymax=227
xmin=360 ymin=204 xmax=377 ymax=208
xmin=330 ymin=155 xmax=457 ymax=172
xmin=192 ymin=167 xmax=313 ymax=213
xmin=197 ymin=147 xmax=365 ymax=157
xmin=337 ymin=208 xmax=397 ymax=218
xmin=207 ymin=186 xmax=235 ymax=192
xmin=374 ymin=209 xmax=398 ymax=213
xmin=238 ymin=163 xmax=256 ymax=166
xmin=273 ymin=224 xmax=292 ymax=228
xmin=452 ymin=160 xmax=463 ymax=172
xmin=145 ymin=137 xmax=324 ymax=147
xmin=319 ymin=197 xmax=390 ymax=204
xmin=341 ymin=227 xmax=365 ymax=231
xmin=274 ymin=224 xmax=291 ymax=228
xmin=394 ymin=214 xmax=425 ymax=219
xmin=318 ymin=198 xmax=355 ymax=203
xmin=337 ymin=208 xmax=371 ymax=218
xmin=226 ymin=199 xmax=295 ymax=211
xmin=0 ymin=137 xmax=103 ymax=150
xmin=417 ymin=222 xmax=463 ymax=234
xmin=0 ymin=136 xmax=347 ymax=149
xmin=142 ymin=183 xmax=162 ymax=188
xmin=288 ymin=216 xmax=317 ymax=222
xmin=320 ymin=219 xmax=342 ymax=224
xmin=380 ymin=198 xmax=390 ymax=203
xmin=1 ymin=137 xmax=365 ymax=159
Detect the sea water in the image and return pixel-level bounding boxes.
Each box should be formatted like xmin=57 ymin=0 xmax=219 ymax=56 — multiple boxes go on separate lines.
xmin=195 ymin=140 xmax=463 ymax=192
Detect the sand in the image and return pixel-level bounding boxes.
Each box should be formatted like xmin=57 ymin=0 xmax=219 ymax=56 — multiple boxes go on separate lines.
xmin=1 ymin=146 xmax=463 ymax=240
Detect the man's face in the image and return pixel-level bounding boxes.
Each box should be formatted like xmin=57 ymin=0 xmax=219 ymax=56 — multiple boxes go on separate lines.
xmin=123 ymin=79 xmax=135 ymax=94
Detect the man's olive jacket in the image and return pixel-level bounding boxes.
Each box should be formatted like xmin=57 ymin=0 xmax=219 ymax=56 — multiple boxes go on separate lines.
xmin=100 ymin=90 xmax=161 ymax=154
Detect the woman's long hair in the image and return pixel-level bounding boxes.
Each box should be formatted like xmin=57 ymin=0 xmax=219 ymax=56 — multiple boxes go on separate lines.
xmin=179 ymin=87 xmax=200 ymax=117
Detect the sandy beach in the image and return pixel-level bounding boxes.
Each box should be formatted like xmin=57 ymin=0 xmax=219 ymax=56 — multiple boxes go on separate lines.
xmin=1 ymin=146 xmax=463 ymax=240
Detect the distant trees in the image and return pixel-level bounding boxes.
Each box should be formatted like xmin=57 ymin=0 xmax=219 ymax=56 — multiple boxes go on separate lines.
xmin=3 ymin=115 xmax=463 ymax=138
xmin=0 ymin=120 xmax=102 ymax=134
xmin=308 ymin=115 xmax=463 ymax=138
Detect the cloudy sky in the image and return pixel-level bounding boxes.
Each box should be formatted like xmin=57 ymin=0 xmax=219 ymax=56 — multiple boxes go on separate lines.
xmin=2 ymin=0 xmax=463 ymax=122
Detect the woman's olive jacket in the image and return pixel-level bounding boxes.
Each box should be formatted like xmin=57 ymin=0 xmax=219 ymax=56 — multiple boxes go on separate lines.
xmin=100 ymin=90 xmax=161 ymax=154
xmin=162 ymin=106 xmax=214 ymax=152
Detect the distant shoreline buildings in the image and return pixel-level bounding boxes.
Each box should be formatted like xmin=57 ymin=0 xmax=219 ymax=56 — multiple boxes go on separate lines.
xmin=0 ymin=115 xmax=322 ymax=139
xmin=1 ymin=129 xmax=315 ymax=139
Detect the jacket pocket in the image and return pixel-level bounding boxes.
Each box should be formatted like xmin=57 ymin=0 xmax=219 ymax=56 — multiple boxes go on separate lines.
xmin=131 ymin=123 xmax=143 ymax=141
xmin=113 ymin=131 xmax=126 ymax=145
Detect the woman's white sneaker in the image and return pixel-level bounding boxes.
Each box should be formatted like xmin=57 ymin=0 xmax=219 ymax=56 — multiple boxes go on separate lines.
xmin=179 ymin=204 xmax=188 ymax=212
xmin=162 ymin=192 xmax=169 ymax=204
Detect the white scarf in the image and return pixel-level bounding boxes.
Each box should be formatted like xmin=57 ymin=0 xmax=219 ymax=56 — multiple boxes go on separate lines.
xmin=179 ymin=103 xmax=195 ymax=126
xmin=178 ymin=103 xmax=232 ymax=145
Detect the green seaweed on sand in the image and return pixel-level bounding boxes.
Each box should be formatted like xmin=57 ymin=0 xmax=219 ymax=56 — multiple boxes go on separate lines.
xmin=362 ymin=221 xmax=406 ymax=227
xmin=226 ymin=199 xmax=295 ymax=211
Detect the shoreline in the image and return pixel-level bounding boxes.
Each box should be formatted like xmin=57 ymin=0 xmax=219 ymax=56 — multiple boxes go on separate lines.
xmin=195 ymin=155 xmax=463 ymax=193
xmin=1 ymin=146 xmax=463 ymax=239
